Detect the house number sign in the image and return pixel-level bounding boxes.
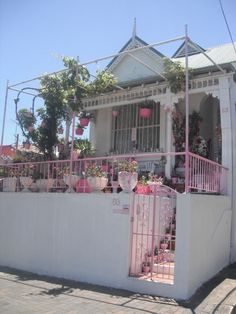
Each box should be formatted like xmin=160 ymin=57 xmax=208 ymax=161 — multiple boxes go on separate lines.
xmin=112 ymin=197 xmax=130 ymax=214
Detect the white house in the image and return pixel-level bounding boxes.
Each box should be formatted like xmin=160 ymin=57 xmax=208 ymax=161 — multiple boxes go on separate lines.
xmin=83 ymin=31 xmax=236 ymax=262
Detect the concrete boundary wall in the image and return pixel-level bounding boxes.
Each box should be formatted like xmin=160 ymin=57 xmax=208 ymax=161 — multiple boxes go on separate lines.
xmin=0 ymin=193 xmax=231 ymax=300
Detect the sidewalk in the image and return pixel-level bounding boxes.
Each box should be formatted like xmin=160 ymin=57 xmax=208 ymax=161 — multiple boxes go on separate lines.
xmin=0 ymin=264 xmax=235 ymax=314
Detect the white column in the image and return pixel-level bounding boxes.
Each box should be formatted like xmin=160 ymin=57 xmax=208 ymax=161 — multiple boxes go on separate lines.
xmin=219 ymin=76 xmax=232 ymax=196
xmin=164 ymin=90 xmax=173 ymax=178
xmin=219 ymin=76 xmax=234 ymax=261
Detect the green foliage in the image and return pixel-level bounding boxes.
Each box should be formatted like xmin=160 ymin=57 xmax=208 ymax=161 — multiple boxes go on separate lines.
xmin=78 ymin=111 xmax=93 ymax=119
xmin=17 ymin=109 xmax=36 ymax=129
xmin=118 ymin=160 xmax=138 ymax=172
xmin=163 ymin=58 xmax=191 ymax=93
xmin=73 ymin=138 xmax=95 ymax=158
xmin=15 ymin=56 xmax=117 ymax=160
xmin=84 ymin=164 xmax=107 ymax=177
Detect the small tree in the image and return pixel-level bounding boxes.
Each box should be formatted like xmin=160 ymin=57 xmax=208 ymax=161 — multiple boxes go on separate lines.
xmin=16 ymin=57 xmax=116 ymax=160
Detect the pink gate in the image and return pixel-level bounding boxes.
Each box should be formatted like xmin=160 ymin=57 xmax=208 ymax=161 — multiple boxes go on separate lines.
xmin=129 ymin=185 xmax=177 ymax=284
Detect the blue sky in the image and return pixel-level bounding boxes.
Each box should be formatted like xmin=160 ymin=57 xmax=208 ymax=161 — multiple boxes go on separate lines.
xmin=0 ymin=0 xmax=235 ymax=146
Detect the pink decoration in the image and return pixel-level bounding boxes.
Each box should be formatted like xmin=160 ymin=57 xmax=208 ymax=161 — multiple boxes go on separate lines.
xmin=139 ymin=108 xmax=152 ymax=118
xmin=101 ymin=165 xmax=109 ymax=172
xmin=112 ymin=110 xmax=118 ymax=117
xmin=136 ymin=184 xmax=151 ymax=195
xmin=160 ymin=243 xmax=168 ymax=250
xmin=76 ymin=179 xmax=92 ymax=193
xmin=80 ymin=118 xmax=90 ymax=127
xmin=75 ymin=127 xmax=84 ymax=136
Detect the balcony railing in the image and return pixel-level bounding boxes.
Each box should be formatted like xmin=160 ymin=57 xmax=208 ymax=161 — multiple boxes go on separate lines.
xmin=0 ymin=152 xmax=228 ymax=195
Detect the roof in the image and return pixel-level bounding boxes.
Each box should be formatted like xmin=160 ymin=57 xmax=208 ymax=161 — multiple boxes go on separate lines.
xmin=106 ymin=35 xmax=165 ymax=70
xmin=172 ymin=42 xmax=205 ymax=58
xmin=173 ymin=41 xmax=236 ymax=70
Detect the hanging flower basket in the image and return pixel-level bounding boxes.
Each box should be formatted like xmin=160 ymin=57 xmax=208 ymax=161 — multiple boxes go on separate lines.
xmin=79 ymin=118 xmax=90 ymax=127
xmin=139 ymin=108 xmax=152 ymax=118
xmin=75 ymin=127 xmax=84 ymax=136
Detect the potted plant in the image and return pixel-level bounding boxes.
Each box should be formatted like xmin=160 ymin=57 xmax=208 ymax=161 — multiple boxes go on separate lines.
xmin=84 ymin=164 xmax=108 ymax=192
xmin=78 ymin=111 xmax=93 ymax=127
xmin=142 ymin=253 xmax=151 ymax=274
xmin=136 ymin=176 xmax=151 ymax=195
xmin=118 ymin=160 xmax=138 ymax=193
xmin=139 ymin=100 xmax=156 ymax=118
xmin=75 ymin=123 xmax=84 ymax=136
xmin=73 ymin=139 xmax=95 ymax=158
xmin=160 ymin=237 xmax=169 ymax=250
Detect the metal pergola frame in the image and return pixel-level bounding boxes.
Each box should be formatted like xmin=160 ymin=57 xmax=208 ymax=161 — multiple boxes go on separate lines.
xmin=0 ymin=25 xmax=225 ymax=192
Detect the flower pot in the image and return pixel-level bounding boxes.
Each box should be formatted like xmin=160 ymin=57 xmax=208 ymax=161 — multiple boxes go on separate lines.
xmin=87 ymin=176 xmax=108 ymax=192
xmin=101 ymin=165 xmax=109 ymax=172
xmin=76 ymin=178 xmax=92 ymax=193
xmin=136 ymin=184 xmax=151 ymax=195
xmin=142 ymin=265 xmax=150 ymax=274
xmin=2 ymin=177 xmax=17 ymax=192
xmin=118 ymin=171 xmax=138 ymax=193
xmin=160 ymin=243 xmax=168 ymax=250
xmin=63 ymin=174 xmax=80 ymax=189
xmin=139 ymin=108 xmax=152 ymax=118
xmin=80 ymin=118 xmax=90 ymax=127
xmin=75 ymin=128 xmax=84 ymax=136
xmin=71 ymin=151 xmax=78 ymax=160
xmin=20 ymin=176 xmax=33 ymax=192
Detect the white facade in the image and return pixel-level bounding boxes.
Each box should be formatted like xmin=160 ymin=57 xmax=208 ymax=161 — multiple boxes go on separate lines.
xmin=85 ymin=36 xmax=236 ymax=262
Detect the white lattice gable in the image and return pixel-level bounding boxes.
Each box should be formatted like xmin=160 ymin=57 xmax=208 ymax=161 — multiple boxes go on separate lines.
xmin=107 ymin=37 xmax=165 ymax=84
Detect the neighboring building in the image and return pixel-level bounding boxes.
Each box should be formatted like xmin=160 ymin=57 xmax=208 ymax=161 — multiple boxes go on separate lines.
xmin=0 ymin=145 xmax=16 ymax=163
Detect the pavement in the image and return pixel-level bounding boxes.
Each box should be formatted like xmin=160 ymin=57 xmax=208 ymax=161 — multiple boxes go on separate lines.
xmin=0 ymin=264 xmax=235 ymax=314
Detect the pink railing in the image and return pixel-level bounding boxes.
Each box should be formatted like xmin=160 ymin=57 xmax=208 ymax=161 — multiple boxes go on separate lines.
xmin=0 ymin=151 xmax=228 ymax=194
xmin=187 ymin=152 xmax=228 ymax=194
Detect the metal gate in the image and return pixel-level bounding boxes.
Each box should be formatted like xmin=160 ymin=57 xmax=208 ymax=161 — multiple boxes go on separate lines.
xmin=129 ymin=185 xmax=177 ymax=284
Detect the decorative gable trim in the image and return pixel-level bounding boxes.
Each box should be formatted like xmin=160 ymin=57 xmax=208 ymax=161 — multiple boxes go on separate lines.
xmin=172 ymin=41 xmax=204 ymax=58
xmin=107 ymin=35 xmax=165 ymax=72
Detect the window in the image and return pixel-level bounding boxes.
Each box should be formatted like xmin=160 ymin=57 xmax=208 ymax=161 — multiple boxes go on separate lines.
xmin=111 ymin=103 xmax=160 ymax=154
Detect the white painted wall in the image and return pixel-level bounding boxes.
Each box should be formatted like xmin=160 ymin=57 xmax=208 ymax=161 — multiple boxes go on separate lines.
xmin=175 ymin=194 xmax=231 ymax=298
xmin=0 ymin=193 xmax=231 ymax=300
xmin=230 ymin=78 xmax=236 ymax=262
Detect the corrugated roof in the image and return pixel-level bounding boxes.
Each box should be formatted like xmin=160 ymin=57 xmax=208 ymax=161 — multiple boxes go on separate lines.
xmin=173 ymin=42 xmax=236 ymax=69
